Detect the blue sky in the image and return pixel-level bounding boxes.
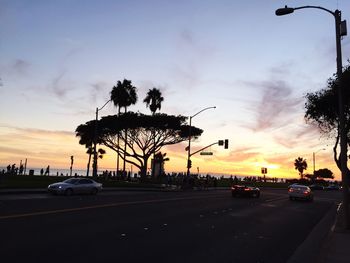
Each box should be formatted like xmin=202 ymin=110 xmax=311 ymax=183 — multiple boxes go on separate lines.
xmin=1 ymin=0 xmax=349 ymax=178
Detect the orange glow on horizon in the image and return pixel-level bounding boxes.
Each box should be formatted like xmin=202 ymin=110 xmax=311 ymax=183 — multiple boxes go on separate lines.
xmin=0 ymin=126 xmax=341 ymax=181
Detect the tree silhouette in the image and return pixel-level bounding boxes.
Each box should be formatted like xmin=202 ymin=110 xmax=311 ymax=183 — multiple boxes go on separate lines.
xmin=294 ymin=157 xmax=308 ymax=179
xmin=144 ymin=88 xmax=164 ymax=114
xmin=110 ymin=79 xmax=138 ymax=175
xmin=314 ymin=168 xmax=334 ymax=179
xmin=143 ymin=87 xmax=164 ymax=176
xmin=305 ymin=63 xmax=350 ymax=180
xmin=86 ymin=146 xmax=106 ymax=176
xmin=76 ymin=112 xmax=203 ymax=178
xmin=153 ymin=152 xmax=170 ymax=177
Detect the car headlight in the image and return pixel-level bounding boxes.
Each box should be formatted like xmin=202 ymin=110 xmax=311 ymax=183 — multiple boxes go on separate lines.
xmin=58 ymin=186 xmax=62 ymax=189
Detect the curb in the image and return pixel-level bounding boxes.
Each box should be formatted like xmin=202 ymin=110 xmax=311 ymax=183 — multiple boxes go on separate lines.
xmin=287 ymin=203 xmax=337 ymax=263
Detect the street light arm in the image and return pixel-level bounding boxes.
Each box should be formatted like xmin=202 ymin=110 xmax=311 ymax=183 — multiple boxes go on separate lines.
xmin=191 ymin=106 xmax=216 ymax=119
xmin=276 ymin=5 xmax=335 ymax=17
xmin=293 ymin=6 xmax=335 ymax=17
xmin=98 ymin=99 xmax=112 ymax=111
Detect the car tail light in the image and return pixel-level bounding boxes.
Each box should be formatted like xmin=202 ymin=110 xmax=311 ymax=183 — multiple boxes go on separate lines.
xmin=303 ymin=191 xmax=310 ymax=195
xmin=288 ymin=188 xmax=294 ymax=192
xmin=244 ymin=188 xmax=251 ymax=191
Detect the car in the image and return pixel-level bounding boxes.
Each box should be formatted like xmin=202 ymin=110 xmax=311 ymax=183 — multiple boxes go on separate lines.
xmin=309 ymin=184 xmax=324 ymax=190
xmin=325 ymin=184 xmax=340 ymax=191
xmin=288 ymin=184 xmax=313 ymax=201
xmin=48 ymin=178 xmax=103 ymax=196
xmin=231 ymin=185 xmax=260 ymax=198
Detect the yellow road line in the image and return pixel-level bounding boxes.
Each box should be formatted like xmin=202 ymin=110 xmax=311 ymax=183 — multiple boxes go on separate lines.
xmin=0 ymin=196 xmax=205 ymax=220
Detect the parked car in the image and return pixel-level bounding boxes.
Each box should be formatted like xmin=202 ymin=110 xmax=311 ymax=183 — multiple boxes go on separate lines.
xmin=48 ymin=178 xmax=103 ymax=195
xmin=231 ymin=185 xmax=260 ymax=198
xmin=288 ymin=184 xmax=313 ymax=201
xmin=309 ymin=184 xmax=324 ymax=190
xmin=325 ymin=184 xmax=340 ymax=191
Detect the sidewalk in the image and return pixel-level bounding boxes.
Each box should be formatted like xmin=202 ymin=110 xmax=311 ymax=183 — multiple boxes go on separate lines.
xmin=319 ymin=203 xmax=350 ymax=263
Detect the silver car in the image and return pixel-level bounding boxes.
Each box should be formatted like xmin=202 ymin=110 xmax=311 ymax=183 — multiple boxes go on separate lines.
xmin=48 ymin=178 xmax=102 ymax=195
xmin=288 ymin=184 xmax=313 ymax=201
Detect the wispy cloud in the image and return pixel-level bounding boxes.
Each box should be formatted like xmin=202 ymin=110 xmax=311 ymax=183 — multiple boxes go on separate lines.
xmin=12 ymin=59 xmax=30 ymax=75
xmin=170 ymin=29 xmax=216 ymax=90
xmin=1 ymin=59 xmax=31 ymax=78
xmin=244 ymin=80 xmax=303 ymax=132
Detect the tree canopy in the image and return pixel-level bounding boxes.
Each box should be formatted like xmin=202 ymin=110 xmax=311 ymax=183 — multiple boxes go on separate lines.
xmin=294 ymin=157 xmax=307 ymax=179
xmin=110 ymin=79 xmax=138 ymax=112
xmin=314 ymin=168 xmax=334 ymax=179
xmin=76 ymin=112 xmax=203 ymax=177
xmin=305 ymin=63 xmax=350 ymax=174
xmin=143 ymin=88 xmax=164 ymax=114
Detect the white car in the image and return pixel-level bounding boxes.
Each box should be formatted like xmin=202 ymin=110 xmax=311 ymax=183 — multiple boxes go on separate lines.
xmin=288 ymin=184 xmax=313 ymax=201
xmin=48 ymin=178 xmax=103 ymax=195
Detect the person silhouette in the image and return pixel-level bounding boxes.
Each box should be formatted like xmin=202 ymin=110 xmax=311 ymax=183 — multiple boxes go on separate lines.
xmin=44 ymin=165 xmax=50 ymax=176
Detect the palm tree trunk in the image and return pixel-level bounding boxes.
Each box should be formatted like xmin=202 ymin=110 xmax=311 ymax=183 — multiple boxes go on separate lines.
xmin=86 ymin=152 xmax=92 ymax=177
xmin=123 ymin=107 xmax=127 ymax=176
xmin=116 ymin=107 xmax=121 ymax=176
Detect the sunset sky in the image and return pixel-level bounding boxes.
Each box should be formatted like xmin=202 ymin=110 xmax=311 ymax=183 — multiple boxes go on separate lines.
xmin=1 ymin=0 xmax=350 ymax=180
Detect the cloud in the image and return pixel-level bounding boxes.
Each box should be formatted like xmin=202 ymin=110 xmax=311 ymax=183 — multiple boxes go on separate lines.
xmin=169 ymin=29 xmax=216 ymax=90
xmin=0 ymin=124 xmax=87 ymax=169
xmin=49 ymin=70 xmax=75 ymax=99
xmin=12 ymin=59 xmax=31 ymax=75
xmin=0 ymin=124 xmax=74 ymax=136
xmin=227 ymin=147 xmax=261 ymax=163
xmin=244 ymin=80 xmax=303 ymax=132
xmin=1 ymin=59 xmax=31 ymax=78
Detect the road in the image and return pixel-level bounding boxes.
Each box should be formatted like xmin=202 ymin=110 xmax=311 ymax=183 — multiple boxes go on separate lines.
xmin=0 ymin=189 xmax=341 ymax=263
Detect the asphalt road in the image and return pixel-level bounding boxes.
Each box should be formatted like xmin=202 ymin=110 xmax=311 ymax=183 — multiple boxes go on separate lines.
xmin=0 ymin=189 xmax=341 ymax=263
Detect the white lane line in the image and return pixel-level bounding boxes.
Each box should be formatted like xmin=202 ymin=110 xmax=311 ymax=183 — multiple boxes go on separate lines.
xmin=264 ymin=196 xmax=287 ymax=203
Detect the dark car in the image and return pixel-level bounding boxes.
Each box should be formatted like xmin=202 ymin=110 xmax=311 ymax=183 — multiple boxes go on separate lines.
xmin=231 ymin=185 xmax=260 ymax=198
xmin=309 ymin=184 xmax=324 ymax=190
xmin=325 ymin=184 xmax=340 ymax=191
xmin=48 ymin=178 xmax=103 ymax=195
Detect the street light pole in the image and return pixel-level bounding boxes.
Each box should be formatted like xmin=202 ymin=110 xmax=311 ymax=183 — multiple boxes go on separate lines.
xmin=186 ymin=106 xmax=216 ymax=177
xmin=92 ymin=99 xmax=111 ymax=177
xmin=276 ymin=5 xmax=349 ymax=228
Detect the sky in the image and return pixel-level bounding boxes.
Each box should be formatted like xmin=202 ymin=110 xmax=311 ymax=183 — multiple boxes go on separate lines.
xmin=1 ymin=0 xmax=350 ymax=180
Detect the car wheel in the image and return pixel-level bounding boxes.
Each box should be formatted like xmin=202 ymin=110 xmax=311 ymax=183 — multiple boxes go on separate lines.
xmin=254 ymin=192 xmax=260 ymax=198
xmin=289 ymin=196 xmax=294 ymax=201
xmin=91 ymin=188 xmax=98 ymax=195
xmin=65 ymin=188 xmax=73 ymax=196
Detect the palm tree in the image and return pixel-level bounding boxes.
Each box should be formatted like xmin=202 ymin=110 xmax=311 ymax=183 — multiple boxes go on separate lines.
xmin=143 ymin=88 xmax=164 ymax=114
xmin=153 ymin=152 xmax=170 ymax=177
xmin=144 ymin=88 xmax=164 ymax=176
xmin=110 ymin=79 xmax=138 ymax=175
xmin=294 ymin=157 xmax=308 ymax=179
xmin=86 ymin=146 xmax=106 ymax=177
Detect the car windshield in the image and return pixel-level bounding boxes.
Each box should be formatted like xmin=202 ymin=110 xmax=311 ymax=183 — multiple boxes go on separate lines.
xmin=63 ymin=179 xmax=80 ymax=184
xmin=292 ymin=185 xmax=307 ymax=190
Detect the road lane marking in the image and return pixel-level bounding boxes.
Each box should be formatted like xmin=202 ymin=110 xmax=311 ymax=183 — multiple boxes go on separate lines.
xmin=0 ymin=196 xmax=208 ymax=220
xmin=264 ymin=196 xmax=287 ymax=203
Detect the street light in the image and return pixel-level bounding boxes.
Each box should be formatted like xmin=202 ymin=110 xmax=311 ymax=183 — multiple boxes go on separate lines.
xmin=92 ymin=99 xmax=111 ymax=177
xmin=313 ymin=148 xmax=326 ymax=177
xmin=187 ymin=106 xmax=216 ymax=177
xmin=276 ymin=4 xmax=349 ymax=228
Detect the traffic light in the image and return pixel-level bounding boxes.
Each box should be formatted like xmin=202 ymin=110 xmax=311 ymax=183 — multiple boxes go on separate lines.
xmin=224 ymin=139 xmax=229 ymax=149
xmin=187 ymin=159 xmax=192 ymax=168
xmin=218 ymin=140 xmax=224 ymax=146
